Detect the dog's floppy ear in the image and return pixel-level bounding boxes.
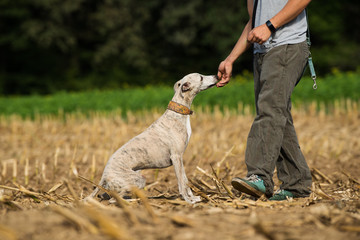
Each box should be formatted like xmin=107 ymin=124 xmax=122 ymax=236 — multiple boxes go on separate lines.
xmin=181 ymin=82 xmax=191 ymax=92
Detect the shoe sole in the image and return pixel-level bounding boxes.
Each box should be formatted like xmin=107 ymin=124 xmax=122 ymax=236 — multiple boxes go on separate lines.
xmin=269 ymin=196 xmax=293 ymax=201
xmin=231 ymin=178 xmax=265 ymax=198
xmin=269 ymin=191 xmax=295 ymax=201
xmin=269 ymin=196 xmax=287 ymax=201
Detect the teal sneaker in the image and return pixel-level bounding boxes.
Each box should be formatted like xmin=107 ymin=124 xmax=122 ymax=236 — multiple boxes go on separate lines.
xmin=269 ymin=189 xmax=294 ymax=201
xmin=231 ymin=174 xmax=266 ymax=198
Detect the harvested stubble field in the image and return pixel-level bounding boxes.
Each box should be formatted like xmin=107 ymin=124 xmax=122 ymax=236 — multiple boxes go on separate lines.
xmin=0 ymin=102 xmax=359 ymax=240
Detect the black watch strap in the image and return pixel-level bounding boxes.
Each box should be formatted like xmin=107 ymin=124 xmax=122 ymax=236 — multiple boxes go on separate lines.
xmin=266 ymin=20 xmax=276 ymax=33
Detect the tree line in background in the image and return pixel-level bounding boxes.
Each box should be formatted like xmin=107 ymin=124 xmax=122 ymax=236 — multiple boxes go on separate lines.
xmin=0 ymin=0 xmax=359 ymax=95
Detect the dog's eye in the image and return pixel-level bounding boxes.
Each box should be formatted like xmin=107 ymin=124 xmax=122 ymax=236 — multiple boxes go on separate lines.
xmin=178 ymin=83 xmax=181 ymax=87
xmin=200 ymin=76 xmax=203 ymax=81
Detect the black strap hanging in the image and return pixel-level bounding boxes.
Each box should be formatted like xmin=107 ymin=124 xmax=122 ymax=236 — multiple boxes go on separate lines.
xmin=252 ymin=0 xmax=259 ymax=29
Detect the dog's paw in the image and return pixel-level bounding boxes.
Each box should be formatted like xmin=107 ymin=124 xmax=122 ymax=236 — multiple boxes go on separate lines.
xmin=82 ymin=196 xmax=94 ymax=203
xmin=184 ymin=195 xmax=201 ymax=204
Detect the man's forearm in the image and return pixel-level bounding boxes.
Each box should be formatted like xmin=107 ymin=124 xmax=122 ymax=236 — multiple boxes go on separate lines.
xmin=225 ymin=20 xmax=252 ymax=64
xmin=270 ymin=0 xmax=312 ymax=29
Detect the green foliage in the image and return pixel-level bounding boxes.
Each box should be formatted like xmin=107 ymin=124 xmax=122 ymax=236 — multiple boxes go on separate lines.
xmin=0 ymin=0 xmax=358 ymax=95
xmin=1 ymin=72 xmax=359 ymax=118
xmin=307 ymin=0 xmax=360 ymax=73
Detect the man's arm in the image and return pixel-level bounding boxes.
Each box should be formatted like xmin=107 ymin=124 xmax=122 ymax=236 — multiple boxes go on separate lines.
xmin=247 ymin=0 xmax=312 ymax=44
xmin=217 ymin=0 xmax=312 ymax=88
xmin=216 ymin=0 xmax=253 ymax=87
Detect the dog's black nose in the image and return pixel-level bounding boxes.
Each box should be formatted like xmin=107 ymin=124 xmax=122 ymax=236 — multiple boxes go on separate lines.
xmin=215 ymin=75 xmax=219 ymax=80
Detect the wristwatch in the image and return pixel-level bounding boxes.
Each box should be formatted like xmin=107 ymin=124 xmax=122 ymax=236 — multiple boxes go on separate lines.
xmin=266 ymin=20 xmax=277 ymax=33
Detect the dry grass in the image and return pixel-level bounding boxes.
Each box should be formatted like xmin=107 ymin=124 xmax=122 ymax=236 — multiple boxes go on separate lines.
xmin=0 ymin=101 xmax=359 ymax=240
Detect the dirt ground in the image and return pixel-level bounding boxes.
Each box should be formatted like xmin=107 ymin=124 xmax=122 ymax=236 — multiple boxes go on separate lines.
xmin=0 ymin=105 xmax=359 ymax=240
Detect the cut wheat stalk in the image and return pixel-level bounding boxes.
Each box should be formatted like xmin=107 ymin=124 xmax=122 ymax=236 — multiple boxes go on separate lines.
xmin=1 ymin=162 xmax=7 ymax=180
xmin=54 ymin=147 xmax=59 ymax=173
xmin=77 ymin=174 xmax=138 ymax=226
xmin=312 ymin=168 xmax=334 ymax=184
xmin=339 ymin=225 xmax=360 ymax=232
xmin=91 ymin=154 xmax=96 ymax=182
xmin=82 ymin=197 xmax=110 ymax=210
xmin=71 ymin=163 xmax=79 ymax=178
xmin=196 ymin=166 xmax=214 ymax=179
xmin=210 ymin=164 xmax=234 ymax=199
xmin=312 ymin=183 xmax=334 ymax=200
xmin=41 ymin=162 xmax=47 ymax=182
xmin=189 ymin=179 xmax=208 ymax=193
xmin=341 ymin=170 xmax=360 ymax=185
xmin=64 ymin=180 xmax=79 ymax=203
xmin=1 ymin=159 xmax=16 ymax=181
xmin=105 ymin=190 xmax=140 ymax=226
xmin=170 ymin=215 xmax=196 ymax=227
xmin=82 ymin=205 xmax=132 ymax=240
xmin=188 ymin=179 xmax=214 ymax=202
xmin=35 ymin=159 xmax=39 ymax=184
xmin=153 ymin=169 xmax=159 ymax=181
xmin=198 ymin=179 xmax=215 ymax=190
xmin=80 ymin=179 xmax=138 ymax=225
xmin=47 ymin=182 xmax=63 ymax=194
xmin=0 ymin=184 xmax=56 ymax=202
xmin=196 ymin=166 xmax=223 ymax=195
xmin=144 ymin=181 xmax=159 ymax=191
xmin=12 ymin=160 xmax=17 ymax=183
xmin=216 ymin=145 xmax=234 ymax=176
xmin=50 ymin=205 xmax=98 ymax=234
xmin=24 ymin=158 xmax=29 ymax=186
xmin=132 ymin=187 xmax=158 ymax=223
xmin=77 ymin=175 xmax=128 ymax=205
xmin=69 ymin=146 xmax=77 ymax=177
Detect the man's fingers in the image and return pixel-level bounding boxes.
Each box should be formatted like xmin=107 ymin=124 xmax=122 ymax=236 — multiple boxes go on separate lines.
xmin=217 ymin=81 xmax=227 ymax=88
xmin=248 ymin=35 xmax=264 ymax=44
xmin=248 ymin=25 xmax=271 ymax=44
xmin=216 ymin=60 xmax=232 ymax=87
xmin=216 ymin=76 xmax=230 ymax=87
xmin=248 ymin=30 xmax=256 ymax=43
xmin=216 ymin=81 xmax=225 ymax=87
xmin=217 ymin=71 xmax=222 ymax=80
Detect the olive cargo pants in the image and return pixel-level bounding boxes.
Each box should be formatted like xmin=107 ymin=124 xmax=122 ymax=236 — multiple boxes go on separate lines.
xmin=245 ymin=41 xmax=312 ymax=197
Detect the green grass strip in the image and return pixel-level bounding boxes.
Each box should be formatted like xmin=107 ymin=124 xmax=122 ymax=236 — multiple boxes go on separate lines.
xmin=0 ymin=72 xmax=359 ymax=118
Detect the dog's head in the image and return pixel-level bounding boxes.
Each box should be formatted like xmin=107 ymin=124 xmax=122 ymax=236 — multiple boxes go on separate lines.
xmin=173 ymin=73 xmax=218 ymax=100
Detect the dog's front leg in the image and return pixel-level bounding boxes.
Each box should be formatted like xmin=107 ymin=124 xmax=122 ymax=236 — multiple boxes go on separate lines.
xmin=171 ymin=154 xmax=201 ymax=204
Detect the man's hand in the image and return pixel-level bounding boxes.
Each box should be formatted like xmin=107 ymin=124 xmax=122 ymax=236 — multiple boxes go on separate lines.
xmin=216 ymin=60 xmax=233 ymax=87
xmin=247 ymin=24 xmax=272 ymax=45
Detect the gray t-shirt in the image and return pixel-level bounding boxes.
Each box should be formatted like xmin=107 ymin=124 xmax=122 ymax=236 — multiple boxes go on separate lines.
xmin=253 ymin=0 xmax=308 ymax=54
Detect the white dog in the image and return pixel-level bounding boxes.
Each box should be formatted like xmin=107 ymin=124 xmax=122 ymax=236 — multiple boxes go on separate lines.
xmin=86 ymin=73 xmax=218 ymax=203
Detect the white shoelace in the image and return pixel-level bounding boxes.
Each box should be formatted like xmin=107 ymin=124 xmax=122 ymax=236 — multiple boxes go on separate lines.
xmin=245 ymin=174 xmax=262 ymax=182
xmin=273 ymin=189 xmax=284 ymax=194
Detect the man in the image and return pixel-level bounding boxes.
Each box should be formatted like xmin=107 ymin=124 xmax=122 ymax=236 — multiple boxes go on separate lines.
xmin=216 ymin=0 xmax=312 ymax=200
